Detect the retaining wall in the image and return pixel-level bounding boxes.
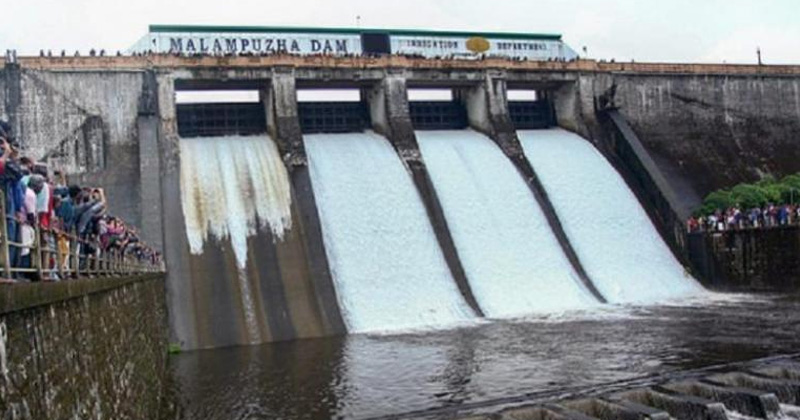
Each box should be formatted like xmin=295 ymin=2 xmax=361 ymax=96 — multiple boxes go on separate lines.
xmin=688 ymin=228 xmax=800 ymax=291
xmin=612 ymin=74 xmax=800 ymax=210
xmin=0 ymin=274 xmax=171 ymax=420
xmin=3 ymin=67 xmax=146 ymax=232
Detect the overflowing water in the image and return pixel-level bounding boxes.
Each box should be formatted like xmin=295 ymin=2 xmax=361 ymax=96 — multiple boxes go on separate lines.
xmin=518 ymin=129 xmax=704 ymax=303
xmin=305 ymin=131 xmax=476 ymax=333
xmin=725 ymin=409 xmax=763 ymax=420
xmin=780 ymin=404 xmax=800 ymax=419
xmin=416 ymin=130 xmax=597 ymax=317
xmin=179 ymin=135 xmax=293 ymax=268
xmin=179 ymin=134 xmax=292 ymax=342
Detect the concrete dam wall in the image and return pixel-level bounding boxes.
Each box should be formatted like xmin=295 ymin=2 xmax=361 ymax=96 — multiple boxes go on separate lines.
xmin=556 ymin=70 xmax=800 ymax=218
xmin=4 ymin=57 xmax=800 ymax=349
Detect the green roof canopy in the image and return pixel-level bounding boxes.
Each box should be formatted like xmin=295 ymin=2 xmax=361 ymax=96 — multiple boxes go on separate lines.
xmin=148 ymin=24 xmax=563 ymax=41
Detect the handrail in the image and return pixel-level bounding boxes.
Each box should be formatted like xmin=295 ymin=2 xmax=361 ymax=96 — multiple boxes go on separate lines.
xmin=0 ymin=189 xmax=163 ymax=283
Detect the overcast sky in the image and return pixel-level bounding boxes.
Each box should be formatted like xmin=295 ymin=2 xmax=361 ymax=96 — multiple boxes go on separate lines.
xmin=3 ymin=0 xmax=799 ymax=64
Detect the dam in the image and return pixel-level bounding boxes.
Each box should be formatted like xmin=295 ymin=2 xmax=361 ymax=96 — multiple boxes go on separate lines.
xmin=2 ymin=23 xmax=800 ymax=420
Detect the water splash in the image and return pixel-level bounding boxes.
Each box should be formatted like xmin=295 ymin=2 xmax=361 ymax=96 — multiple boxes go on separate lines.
xmin=236 ymin=267 xmax=261 ymax=343
xmin=417 ymin=130 xmax=598 ymax=317
xmin=305 ymin=131 xmax=476 ymax=333
xmin=180 ymin=135 xmax=293 ymax=269
xmin=779 ymin=404 xmax=800 ymax=420
xmin=519 ymin=129 xmax=705 ymax=303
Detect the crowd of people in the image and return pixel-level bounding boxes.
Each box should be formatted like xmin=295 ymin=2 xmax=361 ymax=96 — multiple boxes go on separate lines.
xmin=687 ymin=204 xmax=800 ymax=233
xmin=0 ymin=121 xmax=161 ymax=283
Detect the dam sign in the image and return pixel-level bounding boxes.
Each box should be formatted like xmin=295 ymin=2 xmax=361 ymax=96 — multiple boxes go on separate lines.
xmin=159 ymin=33 xmax=359 ymax=55
xmin=130 ymin=25 xmax=578 ymax=60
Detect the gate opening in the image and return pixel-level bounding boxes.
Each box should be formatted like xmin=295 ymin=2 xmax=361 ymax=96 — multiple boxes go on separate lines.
xmin=176 ymin=89 xmax=265 ymax=138
xmin=297 ymin=89 xmax=370 ymax=134
xmin=507 ymin=89 xmax=555 ymax=130
xmin=408 ymin=88 xmax=467 ymax=130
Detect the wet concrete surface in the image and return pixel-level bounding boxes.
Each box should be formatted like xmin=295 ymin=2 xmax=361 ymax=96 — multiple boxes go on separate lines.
xmin=169 ymin=293 xmax=800 ymax=420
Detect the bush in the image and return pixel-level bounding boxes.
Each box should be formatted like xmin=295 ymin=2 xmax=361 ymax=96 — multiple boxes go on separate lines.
xmin=698 ymin=173 xmax=800 ymax=214
xmin=781 ymin=174 xmax=800 ymax=204
xmin=700 ymin=190 xmax=733 ymax=215
xmin=729 ymin=184 xmax=768 ymax=209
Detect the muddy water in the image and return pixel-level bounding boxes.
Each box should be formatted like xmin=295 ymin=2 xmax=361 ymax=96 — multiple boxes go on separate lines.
xmin=170 ymin=294 xmax=800 ymax=420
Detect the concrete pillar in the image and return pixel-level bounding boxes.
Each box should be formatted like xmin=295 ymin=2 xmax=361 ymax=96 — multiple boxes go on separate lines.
xmin=459 ymin=72 xmax=607 ymax=303
xmin=553 ymin=80 xmax=593 ymax=139
xmin=264 ymin=68 xmax=347 ymax=335
xmin=266 ymin=67 xmax=305 ymax=166
xmin=366 ymin=73 xmax=420 ymax=159
xmin=564 ymin=73 xmax=615 ymax=142
xmin=3 ymin=62 xmax=22 ymax=145
xmin=138 ymin=71 xmax=163 ymax=250
xmin=461 ymin=70 xmax=517 ymax=150
xmin=366 ymin=73 xmax=485 ymax=318
xmin=156 ymin=71 xmax=198 ymax=349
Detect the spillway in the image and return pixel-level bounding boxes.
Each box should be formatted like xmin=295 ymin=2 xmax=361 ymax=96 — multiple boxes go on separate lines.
xmin=305 ymin=131 xmax=476 ymax=333
xmin=518 ymin=129 xmax=704 ymax=303
xmin=179 ymin=135 xmax=293 ymax=269
xmin=180 ymin=134 xmax=295 ymax=342
xmin=416 ymin=130 xmax=598 ymax=318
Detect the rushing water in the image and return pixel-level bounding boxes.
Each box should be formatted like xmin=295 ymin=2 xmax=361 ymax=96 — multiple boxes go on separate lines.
xmin=416 ymin=130 xmax=597 ymax=316
xmin=519 ymin=129 xmax=704 ymax=303
xmin=179 ymin=135 xmax=293 ymax=343
xmin=170 ymin=294 xmax=800 ymax=420
xmin=305 ymin=131 xmax=476 ymax=333
xmin=179 ymin=135 xmax=293 ymax=268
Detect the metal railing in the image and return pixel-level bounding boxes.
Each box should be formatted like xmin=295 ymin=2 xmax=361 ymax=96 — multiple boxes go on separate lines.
xmin=0 ymin=190 xmax=163 ymax=282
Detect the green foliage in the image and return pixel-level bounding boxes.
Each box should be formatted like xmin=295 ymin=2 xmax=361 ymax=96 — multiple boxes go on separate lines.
xmin=781 ymin=174 xmax=800 ymax=204
xmin=699 ymin=173 xmax=800 ymax=214
xmin=168 ymin=343 xmax=182 ymax=355
xmin=700 ymin=190 xmax=733 ymax=215
xmin=729 ymin=184 xmax=766 ymax=208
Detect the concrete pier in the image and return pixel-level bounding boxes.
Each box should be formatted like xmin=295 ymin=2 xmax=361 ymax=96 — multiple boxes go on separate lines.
xmin=266 ymin=68 xmax=346 ymax=337
xmin=458 ymin=73 xmax=606 ymax=303
xmin=367 ymin=73 xmax=485 ymax=317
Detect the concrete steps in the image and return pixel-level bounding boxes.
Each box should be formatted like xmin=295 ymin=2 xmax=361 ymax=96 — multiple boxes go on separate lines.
xmin=436 ymin=355 xmax=800 ymax=420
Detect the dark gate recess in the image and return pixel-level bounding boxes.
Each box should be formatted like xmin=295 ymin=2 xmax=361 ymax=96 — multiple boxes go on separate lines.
xmin=298 ymin=102 xmax=370 ymax=134
xmin=508 ymin=100 xmax=555 ymax=129
xmin=409 ymin=101 xmax=468 ymax=130
xmin=177 ymin=103 xmax=266 ymax=137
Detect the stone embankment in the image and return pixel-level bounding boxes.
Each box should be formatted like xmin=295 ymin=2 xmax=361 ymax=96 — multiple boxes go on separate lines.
xmin=0 ymin=274 xmax=171 ymax=420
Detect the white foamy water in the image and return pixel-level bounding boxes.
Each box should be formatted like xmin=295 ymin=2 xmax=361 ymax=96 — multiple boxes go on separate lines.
xmin=416 ymin=130 xmax=598 ymax=317
xmin=305 ymin=131 xmax=476 ymax=333
xmin=518 ymin=129 xmax=704 ymax=303
xmin=725 ymin=409 xmax=763 ymax=420
xmin=179 ymin=135 xmax=293 ymax=269
xmin=780 ymin=404 xmax=800 ymax=419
